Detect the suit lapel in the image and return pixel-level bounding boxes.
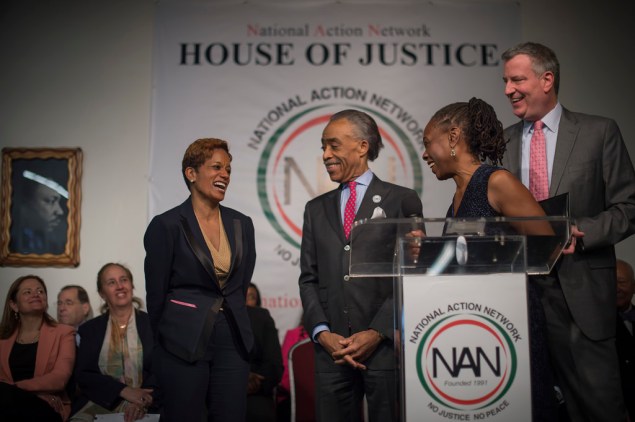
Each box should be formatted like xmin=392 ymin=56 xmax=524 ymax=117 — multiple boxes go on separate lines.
xmin=504 ymin=122 xmax=523 ymax=178
xmin=34 ymin=323 xmax=55 ymax=377
xmin=322 ymin=175 xmax=388 ymax=242
xmin=323 ymin=189 xmax=345 ymax=242
xmin=181 ymin=198 xmax=212 ymax=262
xmin=357 ymin=175 xmax=388 ymax=219
xmin=550 ymin=108 xmax=579 ymax=196
xmin=180 ymin=198 xmax=222 ymax=289
xmin=220 ymin=206 xmax=241 ymax=281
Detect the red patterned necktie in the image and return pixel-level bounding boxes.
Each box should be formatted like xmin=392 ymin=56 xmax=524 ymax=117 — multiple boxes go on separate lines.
xmin=343 ymin=181 xmax=357 ymax=239
xmin=529 ymin=120 xmax=549 ymax=201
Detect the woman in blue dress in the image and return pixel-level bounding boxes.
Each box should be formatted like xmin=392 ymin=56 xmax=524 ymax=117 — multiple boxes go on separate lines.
xmin=422 ymin=98 xmax=547 ymax=223
xmin=421 ymin=98 xmax=560 ymax=422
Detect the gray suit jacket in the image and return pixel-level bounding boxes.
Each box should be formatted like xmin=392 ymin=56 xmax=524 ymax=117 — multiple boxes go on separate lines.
xmin=503 ymin=108 xmax=635 ymax=340
xmin=299 ymin=175 xmax=421 ymax=371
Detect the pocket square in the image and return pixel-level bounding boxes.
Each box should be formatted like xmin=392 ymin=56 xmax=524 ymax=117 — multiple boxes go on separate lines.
xmin=371 ymin=206 xmax=386 ymax=219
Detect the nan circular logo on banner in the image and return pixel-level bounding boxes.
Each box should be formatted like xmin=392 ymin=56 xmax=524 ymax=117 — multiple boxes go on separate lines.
xmin=255 ymin=88 xmax=424 ymax=248
xmin=416 ymin=313 xmax=518 ymax=411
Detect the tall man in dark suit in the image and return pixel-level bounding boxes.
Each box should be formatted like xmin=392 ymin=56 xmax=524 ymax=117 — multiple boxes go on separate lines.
xmin=616 ymin=259 xmax=635 ymax=421
xmin=501 ymin=42 xmax=635 ymax=421
xmin=299 ymin=109 xmax=421 ymax=422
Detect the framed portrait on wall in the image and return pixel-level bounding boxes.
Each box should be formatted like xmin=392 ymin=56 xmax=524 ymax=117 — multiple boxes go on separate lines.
xmin=0 ymin=147 xmax=82 ymax=267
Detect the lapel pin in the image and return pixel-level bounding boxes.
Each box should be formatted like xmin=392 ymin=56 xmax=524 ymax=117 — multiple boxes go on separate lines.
xmin=372 ymin=195 xmax=381 ymax=203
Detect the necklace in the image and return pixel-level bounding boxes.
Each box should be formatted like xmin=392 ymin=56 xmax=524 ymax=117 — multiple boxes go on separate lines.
xmin=111 ymin=314 xmax=130 ymax=332
xmin=17 ymin=330 xmax=40 ymax=344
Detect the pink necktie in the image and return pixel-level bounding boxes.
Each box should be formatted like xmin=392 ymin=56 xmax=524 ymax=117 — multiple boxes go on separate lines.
xmin=343 ymin=181 xmax=357 ymax=239
xmin=529 ymin=120 xmax=549 ymax=201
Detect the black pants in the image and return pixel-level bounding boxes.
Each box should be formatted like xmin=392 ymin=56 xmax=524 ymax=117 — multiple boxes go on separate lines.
xmin=155 ymin=312 xmax=250 ymax=422
xmin=527 ymin=279 xmax=560 ymax=422
xmin=0 ymin=382 xmax=62 ymax=422
xmin=316 ymin=366 xmax=394 ymax=422
xmin=247 ymin=394 xmax=276 ymax=422
xmin=533 ymin=275 xmax=625 ymax=422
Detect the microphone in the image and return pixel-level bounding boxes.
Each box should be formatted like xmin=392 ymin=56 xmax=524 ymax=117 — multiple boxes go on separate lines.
xmin=401 ymin=195 xmax=423 ymax=219
xmin=401 ymin=196 xmax=423 ymax=264
xmin=401 ymin=195 xmax=423 ymax=233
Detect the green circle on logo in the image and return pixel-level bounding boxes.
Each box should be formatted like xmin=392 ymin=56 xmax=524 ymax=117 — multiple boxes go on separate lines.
xmin=257 ymin=102 xmax=423 ymax=249
xmin=415 ymin=313 xmax=518 ymax=411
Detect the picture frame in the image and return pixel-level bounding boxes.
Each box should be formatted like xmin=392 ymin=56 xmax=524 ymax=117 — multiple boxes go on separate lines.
xmin=1 ymin=147 xmax=83 ymax=267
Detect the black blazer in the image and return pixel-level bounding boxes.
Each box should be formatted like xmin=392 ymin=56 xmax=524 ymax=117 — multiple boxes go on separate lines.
xmin=72 ymin=310 xmax=156 ymax=414
xmin=299 ymin=175 xmax=421 ymax=371
xmin=144 ymin=197 xmax=257 ymax=361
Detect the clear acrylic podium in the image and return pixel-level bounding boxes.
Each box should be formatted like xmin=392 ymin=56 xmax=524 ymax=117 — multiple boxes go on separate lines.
xmin=349 ymin=216 xmax=570 ymax=421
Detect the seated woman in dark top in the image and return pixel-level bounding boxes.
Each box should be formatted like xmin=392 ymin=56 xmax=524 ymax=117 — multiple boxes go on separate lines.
xmin=0 ymin=275 xmax=75 ymax=422
xmin=70 ymin=263 xmax=157 ymax=422
xmin=245 ymin=283 xmax=283 ymax=422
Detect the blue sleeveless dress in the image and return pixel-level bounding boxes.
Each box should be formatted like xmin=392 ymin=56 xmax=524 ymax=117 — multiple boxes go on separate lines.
xmin=446 ymin=164 xmax=559 ymax=421
xmin=447 ymin=164 xmax=500 ymax=219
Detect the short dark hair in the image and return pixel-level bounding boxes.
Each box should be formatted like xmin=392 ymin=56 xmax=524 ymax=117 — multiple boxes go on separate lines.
xmin=60 ymin=284 xmax=90 ymax=304
xmin=59 ymin=284 xmax=94 ymax=319
xmin=502 ymin=42 xmax=560 ymax=95
xmin=181 ymin=138 xmax=232 ymax=189
xmin=329 ymin=109 xmax=384 ymax=161
xmin=429 ymin=97 xmax=506 ymax=165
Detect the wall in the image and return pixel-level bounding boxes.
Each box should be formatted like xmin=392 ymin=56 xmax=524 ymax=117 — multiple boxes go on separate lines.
xmin=1 ymin=0 xmax=634 ymax=315
xmin=0 ymin=0 xmax=153 ymax=310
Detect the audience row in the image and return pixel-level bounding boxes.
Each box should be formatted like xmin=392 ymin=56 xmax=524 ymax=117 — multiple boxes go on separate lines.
xmin=1 ymin=260 xmax=634 ymax=421
xmin=0 ymin=268 xmax=316 ymax=422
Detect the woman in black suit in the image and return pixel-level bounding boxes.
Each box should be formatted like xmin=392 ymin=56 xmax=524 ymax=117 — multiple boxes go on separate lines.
xmin=144 ymin=138 xmax=257 ymax=421
xmin=71 ymin=263 xmax=156 ymax=422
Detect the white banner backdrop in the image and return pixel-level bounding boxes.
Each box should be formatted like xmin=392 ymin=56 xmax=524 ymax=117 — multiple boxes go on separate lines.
xmin=150 ymin=0 xmax=520 ymax=339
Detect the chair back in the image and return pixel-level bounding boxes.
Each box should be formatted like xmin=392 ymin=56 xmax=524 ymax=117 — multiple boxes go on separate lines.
xmin=289 ymin=338 xmax=315 ymax=422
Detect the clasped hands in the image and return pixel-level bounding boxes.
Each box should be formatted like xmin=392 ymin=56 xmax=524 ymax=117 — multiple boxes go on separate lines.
xmin=248 ymin=372 xmax=265 ymax=394
xmin=318 ymin=329 xmax=384 ymax=370
xmin=121 ymin=386 xmax=154 ymax=422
